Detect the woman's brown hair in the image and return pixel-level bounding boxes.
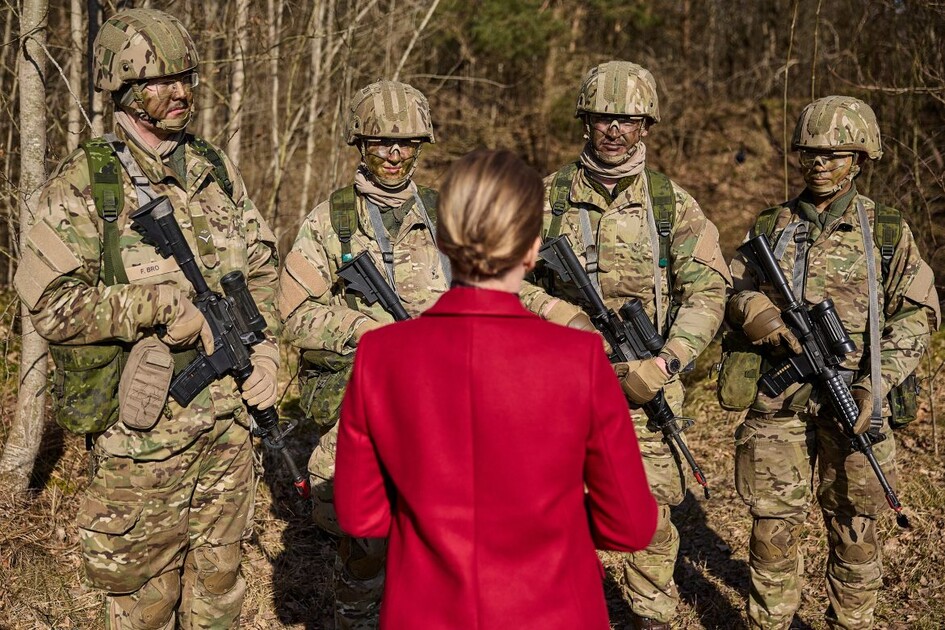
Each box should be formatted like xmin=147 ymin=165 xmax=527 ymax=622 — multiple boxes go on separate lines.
xmin=436 ymin=149 xmax=544 ymax=281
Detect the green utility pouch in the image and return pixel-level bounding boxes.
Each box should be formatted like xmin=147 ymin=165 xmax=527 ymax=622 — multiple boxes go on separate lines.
xmin=716 ymin=330 xmax=763 ymax=411
xmin=888 ymin=372 xmax=920 ymax=429
xmin=298 ymin=349 xmax=355 ymax=431
xmin=50 ymin=344 xmax=125 ymax=434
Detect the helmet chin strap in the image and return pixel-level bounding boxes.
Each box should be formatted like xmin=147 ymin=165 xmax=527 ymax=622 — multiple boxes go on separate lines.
xmin=807 ymin=163 xmax=860 ymax=196
xmin=126 ymin=83 xmax=193 ymax=133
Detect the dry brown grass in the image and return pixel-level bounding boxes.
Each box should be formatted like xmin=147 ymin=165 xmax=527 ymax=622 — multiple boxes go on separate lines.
xmin=2 ymin=322 xmax=945 ymax=629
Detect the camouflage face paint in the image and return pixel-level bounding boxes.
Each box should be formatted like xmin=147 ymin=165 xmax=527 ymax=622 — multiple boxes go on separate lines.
xmin=589 ymin=118 xmax=646 ymax=166
xmin=799 ymin=150 xmax=857 ymax=196
xmin=363 ymin=139 xmax=420 ymax=188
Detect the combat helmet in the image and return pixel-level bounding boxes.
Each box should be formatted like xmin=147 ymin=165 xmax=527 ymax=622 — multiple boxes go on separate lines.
xmin=93 ymin=8 xmax=198 ymax=131
xmin=792 ymin=95 xmax=882 ymax=160
xmin=575 ymin=61 xmax=660 ymax=123
xmin=344 ymin=80 xmax=435 ymax=145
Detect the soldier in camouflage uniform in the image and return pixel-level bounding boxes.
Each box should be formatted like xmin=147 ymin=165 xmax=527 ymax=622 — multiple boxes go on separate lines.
xmin=277 ymin=80 xmax=449 ymax=629
xmin=727 ymin=96 xmax=939 ymax=629
xmin=13 ymin=9 xmax=280 ymax=629
xmin=521 ymin=61 xmax=731 ymax=629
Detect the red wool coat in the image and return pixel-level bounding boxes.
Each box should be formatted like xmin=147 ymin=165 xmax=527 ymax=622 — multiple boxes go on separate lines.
xmin=334 ymin=286 xmax=657 ymax=629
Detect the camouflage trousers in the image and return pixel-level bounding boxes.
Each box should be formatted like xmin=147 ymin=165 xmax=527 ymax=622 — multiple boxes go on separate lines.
xmin=735 ymin=408 xmax=896 ymax=630
xmin=613 ymin=380 xmax=687 ymax=624
xmin=309 ymin=423 xmax=386 ymax=630
xmin=78 ymin=419 xmax=255 ymax=629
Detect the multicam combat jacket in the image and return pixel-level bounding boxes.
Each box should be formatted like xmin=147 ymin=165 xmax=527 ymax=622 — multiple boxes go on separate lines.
xmin=521 ymin=164 xmax=731 ymax=371
xmin=14 ymin=128 xmax=280 ymax=458
xmin=729 ymin=190 xmax=940 ymax=414
xmin=278 ymin=188 xmax=449 ymax=353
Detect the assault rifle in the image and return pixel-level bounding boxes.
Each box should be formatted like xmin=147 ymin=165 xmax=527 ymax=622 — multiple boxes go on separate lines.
xmin=738 ymin=234 xmax=909 ymax=527
xmin=131 ymin=196 xmax=311 ymax=499
xmin=539 ymin=235 xmax=710 ymax=499
xmin=337 ymin=251 xmax=409 ymax=321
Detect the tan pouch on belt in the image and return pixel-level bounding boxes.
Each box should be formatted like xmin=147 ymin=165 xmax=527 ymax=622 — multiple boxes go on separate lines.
xmin=119 ymin=337 xmax=174 ymax=431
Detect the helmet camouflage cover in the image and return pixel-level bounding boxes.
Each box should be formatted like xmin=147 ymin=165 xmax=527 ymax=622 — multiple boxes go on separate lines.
xmin=575 ymin=61 xmax=661 ymax=123
xmin=345 ymin=80 xmax=435 ymax=145
xmin=93 ymin=8 xmax=198 ymax=93
xmin=792 ymin=95 xmax=883 ymax=160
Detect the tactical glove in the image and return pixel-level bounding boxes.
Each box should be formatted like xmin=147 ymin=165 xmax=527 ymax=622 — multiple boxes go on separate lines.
xmin=565 ymin=311 xmax=612 ymax=356
xmin=157 ymin=286 xmax=214 ymax=353
xmin=850 ymin=380 xmax=884 ymax=435
xmin=728 ymin=291 xmax=801 ymax=354
xmin=613 ymin=357 xmax=669 ymax=405
xmin=242 ymin=342 xmax=280 ymax=410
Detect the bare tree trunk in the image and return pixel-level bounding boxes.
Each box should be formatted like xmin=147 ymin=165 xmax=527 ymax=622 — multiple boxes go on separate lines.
xmin=67 ymin=0 xmax=83 ymax=151
xmin=1 ymin=3 xmax=18 ymax=286
xmin=88 ymin=0 xmax=104 ymax=136
xmin=200 ymin=2 xmax=219 ymax=143
xmin=299 ymin=0 xmax=330 ymax=221
xmin=227 ymin=0 xmax=249 ymax=165
xmin=1 ymin=0 xmax=49 ymax=493
xmin=266 ymin=0 xmax=284 ymax=224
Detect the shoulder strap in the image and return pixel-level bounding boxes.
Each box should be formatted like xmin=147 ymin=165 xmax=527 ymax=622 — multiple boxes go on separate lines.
xmin=329 ymin=186 xmax=360 ymax=310
xmin=754 ymin=206 xmax=783 ymax=239
xmin=190 ymin=136 xmax=234 ymax=199
xmin=416 ymin=186 xmax=438 ymax=226
xmin=645 ymin=168 xmax=675 ymax=269
xmin=81 ymin=138 xmax=128 ymax=287
xmin=547 ymin=163 xmax=578 ymax=240
xmin=873 ymin=203 xmax=902 ymax=281
xmin=329 ymin=186 xmax=359 ymax=261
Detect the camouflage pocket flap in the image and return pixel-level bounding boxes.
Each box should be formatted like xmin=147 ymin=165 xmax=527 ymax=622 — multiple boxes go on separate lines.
xmin=76 ymin=494 xmax=143 ymax=535
xmin=301 ymin=349 xmax=354 ymax=372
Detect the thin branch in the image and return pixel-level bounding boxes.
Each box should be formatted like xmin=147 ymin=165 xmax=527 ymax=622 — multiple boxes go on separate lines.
xmin=30 ymin=34 xmax=91 ymax=129
xmin=392 ymin=0 xmax=441 ymax=82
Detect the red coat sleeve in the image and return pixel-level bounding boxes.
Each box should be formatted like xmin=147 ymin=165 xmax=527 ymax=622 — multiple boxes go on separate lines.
xmin=334 ymin=338 xmax=393 ymax=538
xmin=583 ymin=344 xmax=658 ymax=551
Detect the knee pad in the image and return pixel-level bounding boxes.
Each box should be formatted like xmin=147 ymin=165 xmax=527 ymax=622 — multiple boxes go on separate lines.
xmin=827 ymin=515 xmax=878 ymax=565
xmin=110 ymin=571 xmax=180 ymax=630
xmin=189 ymin=543 xmax=242 ymax=596
xmin=339 ymin=536 xmax=386 ymax=581
xmin=750 ymin=518 xmax=802 ymax=564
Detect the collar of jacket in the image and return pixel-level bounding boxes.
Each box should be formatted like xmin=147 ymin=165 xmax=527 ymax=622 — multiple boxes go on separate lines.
xmin=572 ymin=166 xmax=643 ymax=211
xmin=423 ymin=286 xmax=535 ymax=319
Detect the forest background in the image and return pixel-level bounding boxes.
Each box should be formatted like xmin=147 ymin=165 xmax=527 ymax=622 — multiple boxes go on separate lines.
xmin=0 ymin=0 xmax=944 ymax=628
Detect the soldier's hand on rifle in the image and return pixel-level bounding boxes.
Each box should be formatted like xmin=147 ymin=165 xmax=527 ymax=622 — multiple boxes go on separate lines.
xmin=242 ymin=343 xmax=280 ymax=410
xmin=728 ymin=291 xmax=801 ymax=353
xmin=156 ymin=286 xmax=214 ymax=353
xmin=565 ymin=311 xmax=613 ymax=355
xmin=544 ymin=300 xmax=612 ymax=355
xmin=613 ymin=358 xmax=669 ymax=405
xmin=850 ymin=379 xmax=884 ymax=435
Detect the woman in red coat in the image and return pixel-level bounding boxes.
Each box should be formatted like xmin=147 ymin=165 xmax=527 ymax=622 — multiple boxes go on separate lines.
xmin=334 ymin=149 xmax=657 ymax=629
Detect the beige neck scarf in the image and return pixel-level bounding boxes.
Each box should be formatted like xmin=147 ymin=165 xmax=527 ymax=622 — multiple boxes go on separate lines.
xmin=354 ymin=166 xmax=415 ymax=209
xmin=579 ymin=141 xmax=647 ymax=184
xmin=114 ymin=110 xmax=183 ymax=159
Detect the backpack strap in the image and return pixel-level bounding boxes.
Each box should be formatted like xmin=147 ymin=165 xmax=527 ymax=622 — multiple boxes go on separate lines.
xmin=645 ymin=168 xmax=675 ymax=268
xmin=753 ymin=206 xmax=783 ymax=240
xmin=873 ymin=202 xmax=901 ymax=281
xmin=416 ymin=186 xmax=438 ymax=226
xmin=329 ymin=185 xmax=360 ymax=310
xmin=546 ymin=163 xmax=578 ymax=240
xmin=190 ymin=136 xmax=234 ymax=199
xmin=82 ymin=138 xmax=129 ymax=287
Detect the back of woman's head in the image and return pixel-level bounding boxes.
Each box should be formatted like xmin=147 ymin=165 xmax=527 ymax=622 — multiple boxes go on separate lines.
xmin=436 ymin=149 xmax=544 ymax=281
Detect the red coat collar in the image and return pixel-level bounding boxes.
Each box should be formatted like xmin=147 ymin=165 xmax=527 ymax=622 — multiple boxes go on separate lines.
xmin=422 ymin=286 xmax=536 ymax=318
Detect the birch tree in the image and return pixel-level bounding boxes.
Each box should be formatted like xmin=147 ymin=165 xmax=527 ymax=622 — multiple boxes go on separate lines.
xmin=1 ymin=0 xmax=49 ymax=492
